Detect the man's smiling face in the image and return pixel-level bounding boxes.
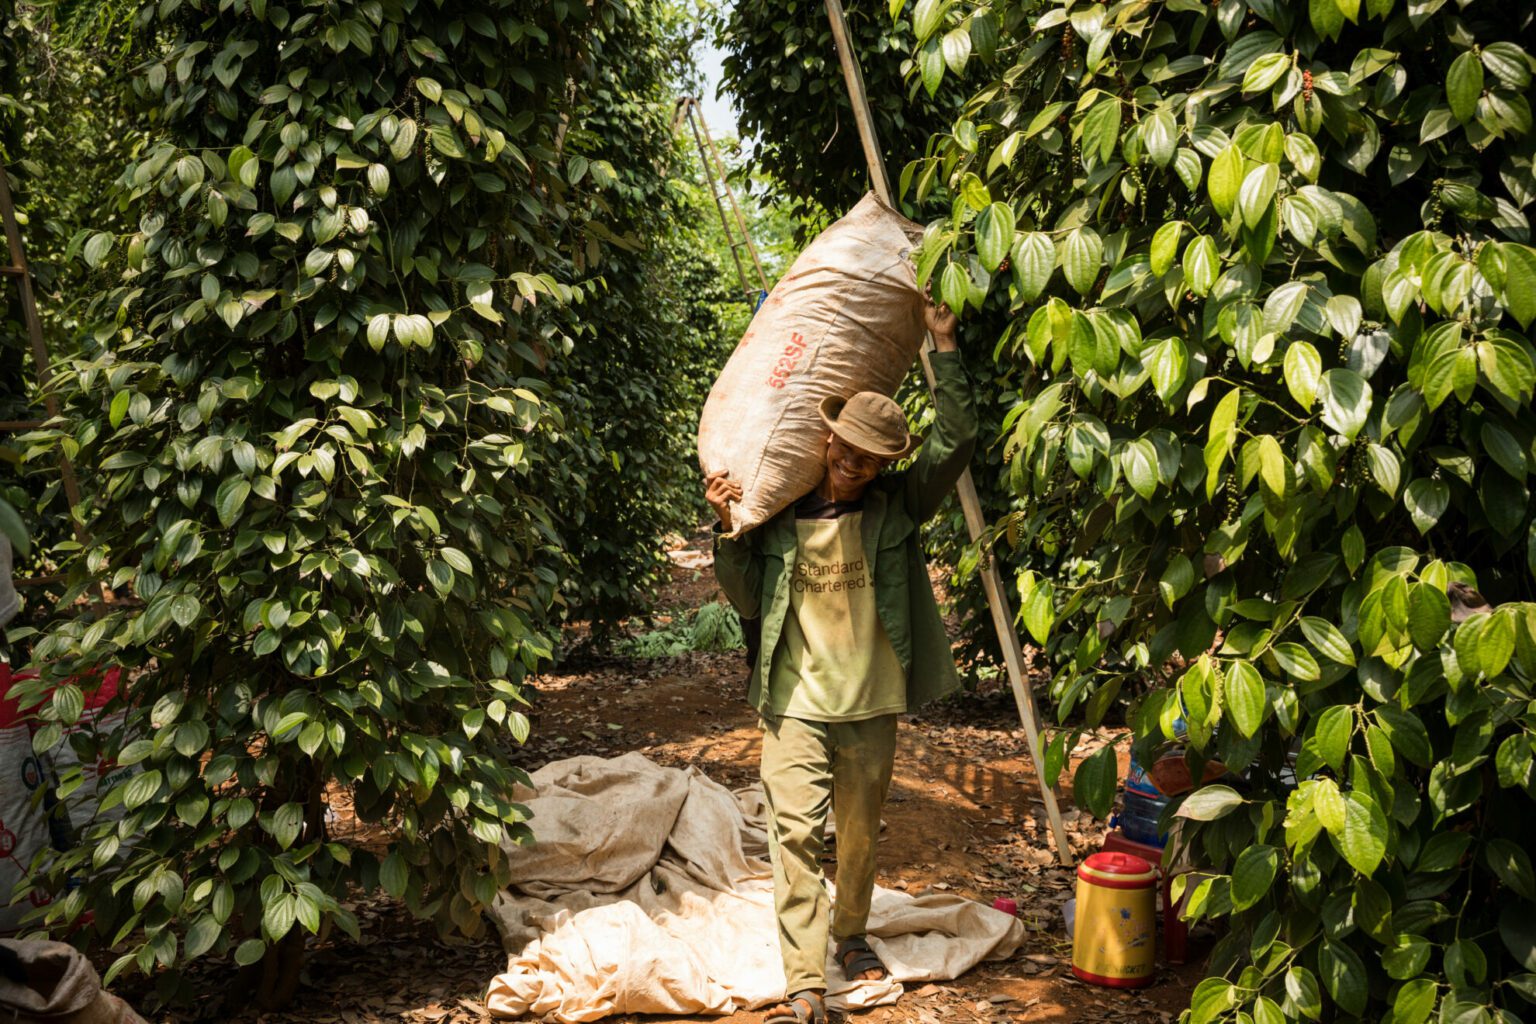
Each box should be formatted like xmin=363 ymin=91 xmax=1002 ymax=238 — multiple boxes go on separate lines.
xmin=821 ymin=434 xmax=888 ymax=501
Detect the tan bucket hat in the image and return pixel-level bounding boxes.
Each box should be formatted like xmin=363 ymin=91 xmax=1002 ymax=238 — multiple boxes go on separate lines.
xmin=818 ymin=391 xmax=917 ymax=460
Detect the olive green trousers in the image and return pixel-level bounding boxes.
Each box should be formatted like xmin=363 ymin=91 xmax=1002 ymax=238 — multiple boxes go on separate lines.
xmin=759 ymin=713 xmax=899 ymax=995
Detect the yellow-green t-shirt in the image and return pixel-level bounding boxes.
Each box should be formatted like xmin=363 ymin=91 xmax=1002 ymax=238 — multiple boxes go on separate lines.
xmin=767 ymin=496 xmax=907 ymax=722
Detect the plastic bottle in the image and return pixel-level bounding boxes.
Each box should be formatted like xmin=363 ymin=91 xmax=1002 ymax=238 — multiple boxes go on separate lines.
xmin=1115 ymin=754 xmax=1171 ymax=847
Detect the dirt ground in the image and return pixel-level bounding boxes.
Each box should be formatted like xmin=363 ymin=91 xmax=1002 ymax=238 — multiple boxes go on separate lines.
xmin=135 ymin=529 xmax=1203 ymax=1024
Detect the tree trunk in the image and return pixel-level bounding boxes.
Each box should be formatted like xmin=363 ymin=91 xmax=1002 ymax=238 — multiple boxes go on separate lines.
xmin=254 ymin=760 xmax=328 ymax=1010
xmin=255 ymin=927 xmax=306 ymax=1011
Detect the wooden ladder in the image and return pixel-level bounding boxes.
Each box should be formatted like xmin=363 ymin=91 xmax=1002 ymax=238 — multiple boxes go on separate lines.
xmin=672 ymin=97 xmax=771 ymax=308
xmin=0 ymin=162 xmax=87 ymax=590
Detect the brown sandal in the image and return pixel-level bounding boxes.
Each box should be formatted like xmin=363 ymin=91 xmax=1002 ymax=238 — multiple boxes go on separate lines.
xmin=762 ymin=989 xmax=829 ymax=1023
xmin=836 ymin=936 xmax=887 ymax=981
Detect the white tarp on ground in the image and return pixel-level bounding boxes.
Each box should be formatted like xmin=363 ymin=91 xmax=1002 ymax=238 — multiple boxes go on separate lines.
xmin=485 ymin=752 xmax=1025 ymax=1022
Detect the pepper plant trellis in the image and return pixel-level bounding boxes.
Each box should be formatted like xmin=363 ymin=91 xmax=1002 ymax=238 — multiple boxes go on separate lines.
xmin=898 ymin=0 xmax=1536 ymax=1020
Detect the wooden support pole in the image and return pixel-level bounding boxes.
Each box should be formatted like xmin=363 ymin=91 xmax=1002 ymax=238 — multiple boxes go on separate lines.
xmin=823 ymin=0 xmax=894 ymax=202
xmin=824 ymin=0 xmax=1074 ymax=865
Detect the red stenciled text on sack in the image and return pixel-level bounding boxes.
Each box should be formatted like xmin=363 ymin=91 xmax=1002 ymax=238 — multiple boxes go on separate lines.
xmin=766 ymin=332 xmax=807 ymax=389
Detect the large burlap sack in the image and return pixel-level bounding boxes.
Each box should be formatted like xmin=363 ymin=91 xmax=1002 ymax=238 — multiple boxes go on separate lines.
xmin=0 ymin=938 xmax=148 ymax=1023
xmin=698 ymin=192 xmax=927 ymax=536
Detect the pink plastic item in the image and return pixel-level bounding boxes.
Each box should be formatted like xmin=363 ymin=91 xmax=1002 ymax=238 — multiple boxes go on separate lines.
xmin=992 ymin=897 xmax=1018 ymax=916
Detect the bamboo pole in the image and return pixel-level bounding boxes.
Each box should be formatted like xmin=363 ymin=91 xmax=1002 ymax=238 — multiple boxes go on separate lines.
xmin=824 ymin=0 xmax=1074 ymax=865
xmin=678 ymin=99 xmax=759 ymax=302
xmin=688 ymin=100 xmax=771 ymax=295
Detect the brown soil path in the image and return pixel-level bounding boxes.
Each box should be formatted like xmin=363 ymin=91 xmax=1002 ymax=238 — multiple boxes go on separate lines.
xmin=140 ymin=529 xmax=1202 ymax=1023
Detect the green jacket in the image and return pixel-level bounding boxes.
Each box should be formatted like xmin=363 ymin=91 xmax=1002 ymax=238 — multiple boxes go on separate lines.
xmin=713 ymin=350 xmax=977 ymax=719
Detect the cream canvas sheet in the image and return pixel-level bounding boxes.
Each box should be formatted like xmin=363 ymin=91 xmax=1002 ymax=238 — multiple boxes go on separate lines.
xmin=486 ymin=752 xmax=1025 ymax=1022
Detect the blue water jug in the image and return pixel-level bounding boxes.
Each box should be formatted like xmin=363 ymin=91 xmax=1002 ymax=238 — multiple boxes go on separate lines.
xmin=1114 ymin=755 xmax=1171 ymax=847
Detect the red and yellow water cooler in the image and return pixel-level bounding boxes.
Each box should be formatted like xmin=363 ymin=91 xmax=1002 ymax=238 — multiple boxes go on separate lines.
xmin=1072 ymin=851 xmax=1157 ymax=987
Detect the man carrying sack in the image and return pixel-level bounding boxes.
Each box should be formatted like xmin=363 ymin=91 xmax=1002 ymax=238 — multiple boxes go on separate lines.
xmin=704 ymin=298 xmax=975 ymax=1024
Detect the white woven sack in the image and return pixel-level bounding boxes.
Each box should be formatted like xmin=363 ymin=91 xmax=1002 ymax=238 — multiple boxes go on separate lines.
xmin=47 ymin=671 xmax=135 ymax=837
xmin=0 ymin=723 xmax=52 ymax=934
xmin=697 ymin=192 xmax=926 ymax=536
